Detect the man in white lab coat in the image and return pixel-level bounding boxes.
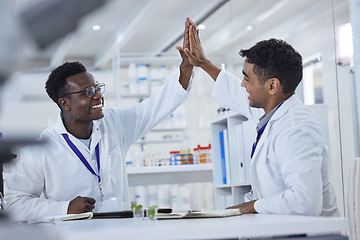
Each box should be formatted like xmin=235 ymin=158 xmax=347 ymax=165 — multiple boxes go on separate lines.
xmin=181 ymin=18 xmax=339 ymax=216
xmin=4 ymin=22 xmax=194 ymax=221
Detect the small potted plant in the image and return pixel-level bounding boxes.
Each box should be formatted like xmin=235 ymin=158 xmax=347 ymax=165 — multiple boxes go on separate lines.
xmin=131 ymin=203 xmax=143 ymax=220
xmin=147 ymin=205 xmax=158 ymax=220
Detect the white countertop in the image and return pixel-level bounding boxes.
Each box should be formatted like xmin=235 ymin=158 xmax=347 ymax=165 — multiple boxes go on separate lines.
xmin=51 ymin=214 xmax=349 ymax=240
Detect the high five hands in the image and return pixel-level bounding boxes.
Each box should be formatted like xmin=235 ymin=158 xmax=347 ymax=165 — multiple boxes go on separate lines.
xmin=177 ymin=17 xmax=221 ymax=81
xmin=181 ymin=17 xmax=208 ymax=67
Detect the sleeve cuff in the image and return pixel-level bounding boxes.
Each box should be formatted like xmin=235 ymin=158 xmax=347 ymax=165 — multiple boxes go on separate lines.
xmin=62 ymin=201 xmax=70 ymax=215
xmin=253 ymin=199 xmax=265 ymax=214
xmin=175 ymin=66 xmax=194 ymax=92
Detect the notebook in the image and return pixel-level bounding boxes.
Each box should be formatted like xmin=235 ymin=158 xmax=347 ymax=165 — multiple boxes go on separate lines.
xmin=157 ymin=209 xmax=241 ymax=220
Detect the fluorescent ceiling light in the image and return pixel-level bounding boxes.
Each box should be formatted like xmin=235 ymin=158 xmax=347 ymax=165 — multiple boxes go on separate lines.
xmin=246 ymin=25 xmax=254 ymax=31
xmin=198 ymin=24 xmax=206 ymax=30
xmin=92 ymin=25 xmax=101 ymax=31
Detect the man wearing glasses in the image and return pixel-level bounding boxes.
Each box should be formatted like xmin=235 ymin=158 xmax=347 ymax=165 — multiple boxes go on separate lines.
xmin=4 ymin=29 xmax=193 ymax=220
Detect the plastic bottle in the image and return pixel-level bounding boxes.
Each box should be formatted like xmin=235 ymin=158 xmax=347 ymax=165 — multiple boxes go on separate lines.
xmin=135 ymin=186 xmax=147 ymax=207
xmin=150 ymin=67 xmax=162 ymax=93
xmin=170 ymin=184 xmax=181 ymax=211
xmin=173 ymin=106 xmax=186 ymax=128
xmin=138 ymin=63 xmax=149 ymax=94
xmin=180 ymin=185 xmax=192 ymax=210
xmin=160 ymin=65 xmax=169 ymax=80
xmin=147 ymin=185 xmax=158 ymax=207
xmin=158 ymin=185 xmax=171 ymax=208
xmin=164 ymin=113 xmax=174 ymax=128
xmin=128 ymin=63 xmax=138 ymax=94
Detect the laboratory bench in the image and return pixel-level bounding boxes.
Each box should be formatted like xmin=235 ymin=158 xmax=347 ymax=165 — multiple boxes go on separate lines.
xmin=47 ymin=214 xmax=348 ymax=240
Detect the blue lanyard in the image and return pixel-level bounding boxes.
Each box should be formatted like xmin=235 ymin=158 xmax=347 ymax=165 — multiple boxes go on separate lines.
xmin=62 ymin=134 xmax=101 ymax=183
xmin=251 ymin=102 xmax=284 ymax=158
xmin=251 ymin=122 xmax=268 ymax=158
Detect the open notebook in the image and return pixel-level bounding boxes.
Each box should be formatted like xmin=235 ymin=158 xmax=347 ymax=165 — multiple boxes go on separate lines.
xmin=43 ymin=208 xmax=173 ymax=221
xmin=157 ymin=209 xmax=241 ymax=220
xmin=44 ymin=212 xmax=93 ymax=222
xmin=43 ymin=209 xmax=240 ymax=221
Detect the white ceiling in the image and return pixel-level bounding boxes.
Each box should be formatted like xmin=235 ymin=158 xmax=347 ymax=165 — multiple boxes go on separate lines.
xmin=11 ymin=0 xmax=350 ymax=71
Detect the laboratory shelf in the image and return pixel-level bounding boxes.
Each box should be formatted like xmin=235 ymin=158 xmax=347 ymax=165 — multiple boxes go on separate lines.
xmin=127 ymin=163 xmax=212 ymax=174
xmin=150 ymin=127 xmax=186 ymax=132
xmin=213 ymin=184 xmax=233 ymax=189
xmin=232 ymin=183 xmax=251 ymax=187
xmin=126 ymin=163 xmax=213 ymax=186
xmin=121 ymin=93 xmax=150 ymax=99
xmin=135 ymin=139 xmax=183 ymax=144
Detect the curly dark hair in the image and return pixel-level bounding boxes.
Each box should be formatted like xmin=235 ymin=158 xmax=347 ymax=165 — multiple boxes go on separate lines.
xmin=45 ymin=61 xmax=87 ymax=108
xmin=239 ymin=38 xmax=303 ymax=94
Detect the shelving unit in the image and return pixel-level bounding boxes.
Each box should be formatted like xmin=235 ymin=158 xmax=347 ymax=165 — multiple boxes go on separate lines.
xmin=127 ymin=163 xmax=213 ymax=186
xmin=211 ymin=112 xmax=256 ymax=209
xmin=135 ymin=127 xmax=186 ymax=145
xmin=121 ymin=66 xmax=214 ymax=210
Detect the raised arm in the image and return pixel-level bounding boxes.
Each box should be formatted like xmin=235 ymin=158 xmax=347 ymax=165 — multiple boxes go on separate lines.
xmin=183 ymin=17 xmax=221 ymax=81
xmin=176 ymin=18 xmax=194 ymax=90
xmin=119 ymin=19 xmax=195 ymax=149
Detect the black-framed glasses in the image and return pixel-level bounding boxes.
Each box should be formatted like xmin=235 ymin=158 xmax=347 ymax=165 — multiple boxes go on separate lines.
xmin=61 ymin=83 xmax=105 ymax=98
xmin=0 ymin=192 xmax=5 ymax=211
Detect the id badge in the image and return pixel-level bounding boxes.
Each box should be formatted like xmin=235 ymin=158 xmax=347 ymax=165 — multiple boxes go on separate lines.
xmin=244 ymin=191 xmax=254 ymax=202
xmin=94 ymin=196 xmax=120 ymax=212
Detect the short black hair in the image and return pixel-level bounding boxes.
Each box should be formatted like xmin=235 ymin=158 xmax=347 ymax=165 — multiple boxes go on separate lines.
xmin=239 ymin=38 xmax=303 ymax=94
xmin=45 ymin=61 xmax=87 ymax=108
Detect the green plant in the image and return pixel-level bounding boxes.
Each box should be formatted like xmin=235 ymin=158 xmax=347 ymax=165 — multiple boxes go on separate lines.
xmin=147 ymin=205 xmax=158 ymax=220
xmin=131 ymin=203 xmax=143 ymax=212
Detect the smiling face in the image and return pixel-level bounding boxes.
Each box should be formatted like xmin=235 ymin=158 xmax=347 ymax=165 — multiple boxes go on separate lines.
xmin=241 ymin=61 xmax=269 ymax=109
xmin=61 ymin=72 xmax=104 ymax=124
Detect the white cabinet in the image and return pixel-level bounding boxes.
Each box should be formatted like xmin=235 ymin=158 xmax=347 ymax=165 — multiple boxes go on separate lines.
xmin=211 ymin=112 xmax=256 ymax=209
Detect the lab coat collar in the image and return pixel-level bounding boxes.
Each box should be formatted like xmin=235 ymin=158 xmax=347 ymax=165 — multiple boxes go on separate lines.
xmin=53 ymin=113 xmax=103 ymax=153
xmin=269 ymin=93 xmax=300 ymax=122
xmin=250 ymin=93 xmax=301 ymax=162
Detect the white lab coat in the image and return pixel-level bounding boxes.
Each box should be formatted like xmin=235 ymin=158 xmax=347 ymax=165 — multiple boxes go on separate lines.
xmin=5 ymin=67 xmax=192 ymax=221
xmin=212 ymin=70 xmax=339 ymax=216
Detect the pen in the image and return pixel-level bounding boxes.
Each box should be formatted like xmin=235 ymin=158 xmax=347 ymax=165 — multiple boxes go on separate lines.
xmin=187 ymin=210 xmax=203 ymax=213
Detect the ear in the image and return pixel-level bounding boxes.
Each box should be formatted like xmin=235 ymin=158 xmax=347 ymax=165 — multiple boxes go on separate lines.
xmin=59 ymin=97 xmax=70 ymax=111
xmin=268 ymin=78 xmax=281 ymax=95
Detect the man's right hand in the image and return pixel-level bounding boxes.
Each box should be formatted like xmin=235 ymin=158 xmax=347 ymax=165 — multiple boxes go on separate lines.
xmin=183 ymin=18 xmax=208 ymax=67
xmin=67 ymin=196 xmax=96 ymax=214
xmin=183 ymin=17 xmax=221 ymax=81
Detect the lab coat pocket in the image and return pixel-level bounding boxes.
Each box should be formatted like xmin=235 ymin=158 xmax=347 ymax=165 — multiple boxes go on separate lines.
xmin=259 ymin=157 xmax=282 ymax=196
xmin=265 ymin=150 xmax=281 ymax=182
xmin=109 ymin=145 xmax=122 ymax=185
